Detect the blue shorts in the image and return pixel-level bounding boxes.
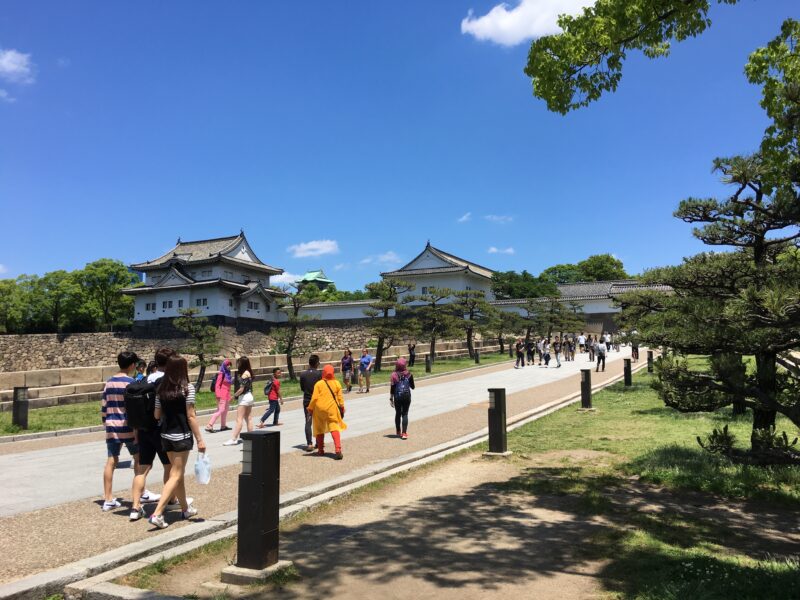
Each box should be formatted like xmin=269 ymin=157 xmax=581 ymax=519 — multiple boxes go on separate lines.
xmin=106 ymin=438 xmax=139 ymax=458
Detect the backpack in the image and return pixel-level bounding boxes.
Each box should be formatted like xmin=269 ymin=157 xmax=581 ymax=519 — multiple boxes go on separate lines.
xmin=263 ymin=379 xmax=273 ymax=398
xmin=210 ymin=373 xmax=219 ymax=393
xmin=394 ymin=374 xmax=411 ymax=402
xmin=123 ymin=381 xmax=158 ymax=431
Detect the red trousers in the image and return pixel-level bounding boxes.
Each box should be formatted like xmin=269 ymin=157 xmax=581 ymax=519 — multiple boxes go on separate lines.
xmin=316 ymin=430 xmax=341 ymax=454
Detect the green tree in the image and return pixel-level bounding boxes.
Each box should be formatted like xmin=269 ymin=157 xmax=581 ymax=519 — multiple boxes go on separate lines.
xmin=275 ymin=286 xmax=320 ymax=380
xmin=173 ymin=308 xmax=221 ymax=390
xmin=525 ymin=0 xmax=740 ymax=114
xmin=39 ymin=270 xmax=88 ymax=332
xmin=412 ymin=287 xmax=458 ymax=363
xmin=483 ymin=310 xmax=524 ymax=354
xmin=541 ymin=263 xmax=584 ymax=284
xmin=577 ymin=254 xmax=629 ymax=281
xmin=491 ymin=270 xmax=558 ymax=300
xmin=452 ymin=290 xmax=499 ymax=359
xmin=0 ymin=279 xmax=25 ymax=333
xmin=81 ymin=259 xmax=137 ymax=330
xmin=363 ymin=279 xmax=415 ymax=371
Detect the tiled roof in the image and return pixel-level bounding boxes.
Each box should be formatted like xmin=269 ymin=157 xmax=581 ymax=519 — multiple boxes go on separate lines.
xmin=131 ymin=233 xmax=282 ymax=274
xmin=303 ymin=299 xmax=375 ymax=308
xmin=491 ymin=281 xmax=671 ymax=305
xmin=382 ymin=243 xmax=494 ymax=280
xmin=299 ymin=269 xmax=334 ymax=284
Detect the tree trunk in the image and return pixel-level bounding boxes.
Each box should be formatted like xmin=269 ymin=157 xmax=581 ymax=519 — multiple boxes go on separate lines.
xmin=466 ymin=327 xmax=474 ymax=359
xmin=429 ymin=335 xmax=436 ymax=364
xmin=524 ymin=326 xmax=532 ymax=344
xmin=375 ymin=336 xmax=385 ymax=372
xmin=498 ymin=334 xmax=505 ymax=354
xmin=194 ymin=354 xmax=206 ymax=392
xmin=751 ymin=351 xmax=778 ymax=451
xmin=286 ymin=326 xmax=297 ymax=380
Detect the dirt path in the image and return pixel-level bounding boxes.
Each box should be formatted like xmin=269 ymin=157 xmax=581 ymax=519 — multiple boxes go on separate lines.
xmin=142 ymin=453 xmax=608 ymax=600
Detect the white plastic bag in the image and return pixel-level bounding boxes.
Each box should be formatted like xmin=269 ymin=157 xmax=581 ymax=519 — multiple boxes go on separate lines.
xmin=194 ymin=451 xmax=212 ymax=485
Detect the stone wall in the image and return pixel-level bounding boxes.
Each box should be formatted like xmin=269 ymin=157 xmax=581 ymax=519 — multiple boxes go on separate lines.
xmin=0 ymin=321 xmax=401 ymax=372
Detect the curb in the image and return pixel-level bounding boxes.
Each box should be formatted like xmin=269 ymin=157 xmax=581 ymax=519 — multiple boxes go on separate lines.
xmin=3 ymin=361 xmax=650 ymax=600
xmin=0 ymin=357 xmax=512 ymax=445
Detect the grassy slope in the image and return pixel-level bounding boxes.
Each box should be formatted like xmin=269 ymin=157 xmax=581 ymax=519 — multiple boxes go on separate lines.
xmin=502 ymin=372 xmax=800 ymax=599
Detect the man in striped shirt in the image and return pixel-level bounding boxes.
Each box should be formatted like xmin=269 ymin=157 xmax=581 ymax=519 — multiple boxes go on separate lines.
xmin=101 ymin=351 xmax=140 ymax=512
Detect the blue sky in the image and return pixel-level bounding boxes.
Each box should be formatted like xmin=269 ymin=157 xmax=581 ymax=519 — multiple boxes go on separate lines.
xmin=1 ymin=0 xmax=797 ymax=289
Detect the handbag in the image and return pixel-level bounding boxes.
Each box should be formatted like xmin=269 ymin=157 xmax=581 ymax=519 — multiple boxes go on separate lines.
xmin=324 ymin=380 xmax=344 ymax=417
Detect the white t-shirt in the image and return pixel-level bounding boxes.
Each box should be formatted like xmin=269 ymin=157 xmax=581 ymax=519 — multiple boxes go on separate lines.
xmin=578 ymin=335 xmax=586 ymax=344
xmin=147 ymin=371 xmax=164 ymax=384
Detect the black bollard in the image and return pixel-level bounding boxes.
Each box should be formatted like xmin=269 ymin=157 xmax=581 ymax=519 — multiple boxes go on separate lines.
xmin=647 ymin=350 xmax=654 ymax=373
xmin=474 ymin=350 xmax=480 ymax=364
xmin=12 ymin=387 xmax=29 ymax=430
xmin=624 ymin=358 xmax=632 ymax=386
xmin=486 ymin=388 xmax=509 ymax=455
xmin=580 ymin=369 xmax=592 ymax=409
xmin=425 ymin=355 xmax=431 ymax=373
xmin=235 ymin=430 xmax=280 ymax=570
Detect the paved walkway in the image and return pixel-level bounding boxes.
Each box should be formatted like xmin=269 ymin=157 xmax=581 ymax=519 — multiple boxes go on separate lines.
xmin=0 ymin=350 xmax=633 ymax=584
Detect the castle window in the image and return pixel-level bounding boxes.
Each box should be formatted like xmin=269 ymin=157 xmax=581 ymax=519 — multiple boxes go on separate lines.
xmin=196 ymin=298 xmax=208 ymax=307
xmin=178 ymin=300 xmax=183 ymax=308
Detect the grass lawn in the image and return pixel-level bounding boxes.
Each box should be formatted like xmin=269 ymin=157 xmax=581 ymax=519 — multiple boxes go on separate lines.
xmin=500 ymin=371 xmax=800 ymax=599
xmin=0 ymin=352 xmax=510 ymax=437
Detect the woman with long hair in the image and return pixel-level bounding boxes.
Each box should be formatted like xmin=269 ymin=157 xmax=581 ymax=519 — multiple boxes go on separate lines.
xmin=206 ymin=359 xmax=232 ymax=433
xmin=223 ymin=356 xmax=254 ymax=446
xmin=148 ymin=355 xmax=205 ymax=529
xmin=390 ymin=357 xmax=415 ymax=439
xmin=341 ymin=349 xmax=354 ymax=393
xmin=308 ymin=364 xmax=346 ymax=459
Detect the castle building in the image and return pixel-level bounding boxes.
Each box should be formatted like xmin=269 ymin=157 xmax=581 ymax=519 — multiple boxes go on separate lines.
xmin=122 ymin=232 xmax=286 ymax=326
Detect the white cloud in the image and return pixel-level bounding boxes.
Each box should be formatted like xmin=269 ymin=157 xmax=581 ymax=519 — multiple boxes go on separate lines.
xmin=0 ymin=264 xmax=7 ymax=274
xmin=484 ymin=214 xmax=514 ymax=224
xmin=488 ymin=246 xmax=515 ymax=255
xmin=461 ymin=0 xmax=595 ymax=46
xmin=457 ymin=212 xmax=472 ymax=223
xmin=56 ymin=57 xmax=71 ymax=68
xmin=334 ymin=263 xmax=349 ymax=271
xmin=0 ymin=89 xmax=14 ymax=103
xmin=271 ymin=271 xmax=303 ymax=286
xmin=0 ymin=48 xmax=35 ymax=84
xmin=359 ymin=251 xmax=402 ymax=267
xmin=287 ymin=239 xmax=339 ymax=258
xmin=377 ymin=251 xmax=401 ymax=265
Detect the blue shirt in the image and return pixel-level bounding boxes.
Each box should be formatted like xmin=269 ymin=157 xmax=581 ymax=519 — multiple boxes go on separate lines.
xmin=359 ymin=354 xmax=373 ymax=371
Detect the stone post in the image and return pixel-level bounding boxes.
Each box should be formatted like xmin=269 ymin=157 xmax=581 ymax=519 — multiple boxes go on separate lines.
xmin=624 ymin=359 xmax=632 ymax=387
xmin=12 ymin=387 xmax=29 ymax=430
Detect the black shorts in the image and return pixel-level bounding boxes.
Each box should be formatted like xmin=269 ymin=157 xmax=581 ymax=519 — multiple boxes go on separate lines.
xmin=138 ymin=429 xmax=170 ymax=466
xmin=161 ymin=436 xmax=194 ymax=453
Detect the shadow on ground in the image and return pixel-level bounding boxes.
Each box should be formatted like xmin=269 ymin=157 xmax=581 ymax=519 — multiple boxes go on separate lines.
xmin=231 ymin=463 xmax=800 ymax=600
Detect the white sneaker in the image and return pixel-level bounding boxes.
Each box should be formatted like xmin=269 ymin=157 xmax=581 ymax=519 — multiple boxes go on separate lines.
xmin=148 ymin=514 xmax=168 ymax=529
xmin=140 ymin=490 xmax=161 ymax=503
xmin=181 ymin=505 xmax=198 ymax=520
xmin=168 ymin=497 xmax=194 ymax=508
xmin=223 ymin=438 xmax=242 ymax=446
xmin=102 ymin=499 xmax=121 ymax=512
xmin=129 ymin=507 xmax=146 ymax=521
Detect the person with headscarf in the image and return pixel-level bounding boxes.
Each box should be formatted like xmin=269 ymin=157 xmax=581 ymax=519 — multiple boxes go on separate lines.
xmin=390 ymin=357 xmax=415 ymax=439
xmin=206 ymin=358 xmax=232 ymax=433
xmin=308 ymin=364 xmax=346 ymax=459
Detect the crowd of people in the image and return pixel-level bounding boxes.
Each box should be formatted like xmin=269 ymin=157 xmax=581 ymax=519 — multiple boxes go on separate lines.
xmin=513 ymin=332 xmax=624 ymax=372
xmin=101 ymin=332 xmax=627 ymax=527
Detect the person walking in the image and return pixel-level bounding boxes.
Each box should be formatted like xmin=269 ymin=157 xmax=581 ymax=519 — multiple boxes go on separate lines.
xmin=514 ymin=338 xmax=525 ymax=369
xmin=587 ymin=335 xmax=595 ymax=362
xmin=299 ymin=355 xmax=323 ymax=451
xmin=631 ymin=337 xmax=640 ymax=362
xmin=206 ymin=359 xmax=232 ymax=433
xmin=596 ymin=338 xmax=607 ymax=372
xmin=358 ymin=348 xmax=374 ymax=393
xmin=223 ymin=356 xmax=254 ymax=446
xmin=101 ymin=351 xmax=140 ymax=512
xmin=257 ymin=368 xmax=284 ymax=428
xmin=134 ymin=360 xmax=147 ymax=382
xmin=147 ymin=355 xmax=206 ymax=529
xmin=341 ymin=349 xmax=354 ymax=393
xmin=542 ymin=339 xmax=551 ymax=367
xmin=407 ymin=343 xmax=417 ymax=368
xmin=525 ymin=338 xmax=535 ymax=366
xmin=578 ymin=332 xmax=586 ymax=353
xmin=536 ymin=337 xmax=544 ymax=366
xmin=308 ymin=365 xmax=346 ymax=459
xmin=390 ymin=358 xmax=415 ymax=439
xmin=553 ymin=336 xmax=562 ymax=368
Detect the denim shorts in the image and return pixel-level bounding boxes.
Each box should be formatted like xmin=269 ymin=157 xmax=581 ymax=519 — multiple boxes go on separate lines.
xmin=106 ymin=438 xmax=139 ymax=458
